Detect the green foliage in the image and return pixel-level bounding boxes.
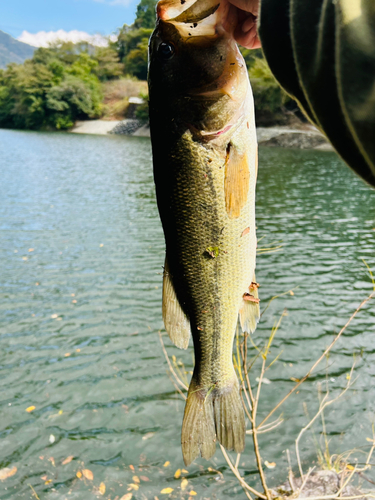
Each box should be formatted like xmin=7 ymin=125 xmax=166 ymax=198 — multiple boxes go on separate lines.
xmin=93 ymin=46 xmax=124 ymax=81
xmin=248 ymin=58 xmax=291 ymax=113
xmin=134 ymin=0 xmax=157 ymax=29
xmin=124 ymin=37 xmax=149 ymax=80
xmin=239 ymin=46 xmax=263 ymax=70
xmin=134 ymin=93 xmax=149 ymax=121
xmin=113 ymin=0 xmax=155 ymax=79
xmin=0 ymin=43 xmax=103 ymax=130
xmin=114 ymin=26 xmax=153 ymax=79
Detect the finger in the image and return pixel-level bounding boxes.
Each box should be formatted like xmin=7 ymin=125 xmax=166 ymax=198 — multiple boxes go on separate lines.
xmin=242 ymin=15 xmax=256 ymax=33
xmin=234 ymin=24 xmax=262 ymax=49
xmin=227 ymin=0 xmax=259 ymax=16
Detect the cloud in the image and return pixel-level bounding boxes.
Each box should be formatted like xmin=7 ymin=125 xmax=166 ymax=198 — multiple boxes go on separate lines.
xmin=17 ymin=30 xmax=117 ymax=48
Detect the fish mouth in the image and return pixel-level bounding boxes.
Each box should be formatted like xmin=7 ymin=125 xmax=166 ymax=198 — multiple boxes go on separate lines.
xmin=157 ymin=0 xmax=233 ymax=38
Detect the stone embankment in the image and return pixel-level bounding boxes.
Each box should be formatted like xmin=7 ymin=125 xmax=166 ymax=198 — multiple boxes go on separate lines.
xmin=71 ymin=119 xmax=333 ymax=151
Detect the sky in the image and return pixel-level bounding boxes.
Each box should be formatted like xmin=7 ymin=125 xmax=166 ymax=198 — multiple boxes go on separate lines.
xmin=0 ymin=0 xmax=139 ymax=45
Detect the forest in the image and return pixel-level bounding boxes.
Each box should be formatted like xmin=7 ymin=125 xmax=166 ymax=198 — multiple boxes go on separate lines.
xmin=0 ymin=0 xmax=292 ymax=130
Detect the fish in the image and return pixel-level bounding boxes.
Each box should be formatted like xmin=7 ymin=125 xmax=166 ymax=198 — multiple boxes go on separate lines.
xmin=148 ymin=0 xmax=259 ymax=466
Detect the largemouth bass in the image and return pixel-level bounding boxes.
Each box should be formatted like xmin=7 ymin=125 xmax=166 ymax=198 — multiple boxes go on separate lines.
xmin=148 ymin=0 xmax=259 ymax=465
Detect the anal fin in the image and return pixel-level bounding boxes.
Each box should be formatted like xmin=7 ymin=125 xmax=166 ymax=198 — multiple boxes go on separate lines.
xmin=239 ymin=273 xmax=260 ymax=334
xmin=162 ymin=257 xmax=191 ymax=349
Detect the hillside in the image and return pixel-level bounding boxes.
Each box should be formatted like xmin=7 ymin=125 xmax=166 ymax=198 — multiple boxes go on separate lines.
xmin=0 ymin=30 xmax=35 ymax=69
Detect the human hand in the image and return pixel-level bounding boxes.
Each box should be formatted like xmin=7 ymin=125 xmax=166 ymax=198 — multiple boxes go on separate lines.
xmin=228 ymin=0 xmax=261 ymax=49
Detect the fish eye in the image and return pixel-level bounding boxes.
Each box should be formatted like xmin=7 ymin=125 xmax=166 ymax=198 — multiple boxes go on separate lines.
xmin=158 ymin=42 xmax=175 ymax=60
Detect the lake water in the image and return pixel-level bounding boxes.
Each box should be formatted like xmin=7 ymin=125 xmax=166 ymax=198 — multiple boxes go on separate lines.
xmin=0 ymin=129 xmax=374 ymax=499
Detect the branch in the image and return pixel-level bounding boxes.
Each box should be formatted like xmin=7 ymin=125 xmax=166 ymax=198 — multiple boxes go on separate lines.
xmin=258 ymin=292 xmax=375 ymax=429
xmin=219 ymin=444 xmax=267 ymax=499
xmin=295 ymin=363 xmax=356 ymax=478
xmin=158 ymin=331 xmax=188 ymax=391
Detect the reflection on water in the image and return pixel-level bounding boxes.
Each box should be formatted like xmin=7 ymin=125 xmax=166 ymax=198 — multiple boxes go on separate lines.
xmin=0 ymin=129 xmax=374 ymax=499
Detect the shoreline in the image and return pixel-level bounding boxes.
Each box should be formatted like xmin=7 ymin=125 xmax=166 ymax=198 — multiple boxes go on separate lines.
xmin=71 ymin=119 xmax=334 ymax=151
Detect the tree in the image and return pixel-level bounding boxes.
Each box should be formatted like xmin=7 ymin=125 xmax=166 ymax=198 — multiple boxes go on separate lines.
xmin=134 ymin=0 xmax=157 ymax=29
xmin=0 ymin=44 xmax=102 ymax=130
xmin=93 ymin=47 xmax=124 ymax=81
xmin=248 ymin=58 xmax=291 ymax=113
xmin=124 ymin=37 xmax=149 ymax=80
xmin=114 ymin=27 xmax=152 ymax=79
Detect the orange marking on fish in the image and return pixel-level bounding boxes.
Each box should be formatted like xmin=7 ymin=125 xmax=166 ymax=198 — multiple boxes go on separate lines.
xmin=224 ymin=143 xmax=250 ymax=218
xmin=249 ymin=281 xmax=260 ymax=291
xmin=243 ymin=292 xmax=260 ymax=303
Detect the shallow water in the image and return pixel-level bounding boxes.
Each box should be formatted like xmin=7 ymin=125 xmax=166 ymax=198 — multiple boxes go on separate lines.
xmin=0 ymin=129 xmax=374 ymax=499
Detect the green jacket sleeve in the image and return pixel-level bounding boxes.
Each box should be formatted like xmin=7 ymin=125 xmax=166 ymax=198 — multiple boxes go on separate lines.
xmin=258 ymin=0 xmax=375 ymax=187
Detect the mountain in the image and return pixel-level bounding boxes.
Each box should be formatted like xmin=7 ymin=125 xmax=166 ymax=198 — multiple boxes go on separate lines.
xmin=0 ymin=30 xmax=35 ymax=69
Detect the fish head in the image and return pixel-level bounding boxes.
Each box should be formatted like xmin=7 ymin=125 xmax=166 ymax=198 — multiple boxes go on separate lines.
xmin=148 ymin=0 xmax=250 ymax=137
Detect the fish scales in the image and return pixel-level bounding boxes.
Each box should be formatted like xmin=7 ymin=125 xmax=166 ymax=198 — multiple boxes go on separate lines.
xmin=149 ymin=0 xmax=259 ymax=465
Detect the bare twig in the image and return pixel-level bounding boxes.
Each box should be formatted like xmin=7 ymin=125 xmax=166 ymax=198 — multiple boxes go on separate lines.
xmin=295 ymin=363 xmax=356 ymax=478
xmin=295 ymin=494 xmax=375 ymax=500
xmin=287 ymin=449 xmax=296 ymax=493
xmin=28 ymin=484 xmax=40 ymax=500
xmin=240 ymin=383 xmax=254 ymax=422
xmin=158 ymin=331 xmax=188 ymax=391
xmin=258 ymin=292 xmax=375 ymax=429
xmin=242 ymin=333 xmax=255 ymax=407
xmin=261 ymin=287 xmax=299 ymax=317
xmin=336 ymin=466 xmax=357 ymax=497
xmin=247 ymin=312 xmax=285 ymax=500
xmin=364 ymin=425 xmax=375 ymax=468
xmin=357 ymin=471 xmax=375 ymax=486
xmin=362 ymin=259 xmax=375 ymax=291
xmin=166 ymin=371 xmax=187 ymax=400
xmin=246 ymin=416 xmax=284 ymax=435
xmin=252 ymin=356 xmax=271 ymax=500
xmin=220 ymin=444 xmax=266 ymax=499
xmin=297 ymin=466 xmax=316 ymax=496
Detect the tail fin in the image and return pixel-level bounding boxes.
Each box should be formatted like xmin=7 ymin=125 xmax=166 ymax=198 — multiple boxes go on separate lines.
xmin=181 ymin=379 xmax=245 ymax=465
xmin=213 ymin=384 xmax=246 ymax=452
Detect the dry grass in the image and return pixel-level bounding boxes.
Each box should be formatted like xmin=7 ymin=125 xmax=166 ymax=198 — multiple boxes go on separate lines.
xmin=101 ymin=77 xmax=148 ymax=120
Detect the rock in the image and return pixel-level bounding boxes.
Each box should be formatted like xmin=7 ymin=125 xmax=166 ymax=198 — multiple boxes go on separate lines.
xmin=109 ymin=119 xmax=146 ymax=135
xmin=257 ymin=127 xmax=334 ymax=150
xmin=133 ymin=123 xmax=150 ymax=137
xmin=275 ymin=470 xmax=370 ymax=499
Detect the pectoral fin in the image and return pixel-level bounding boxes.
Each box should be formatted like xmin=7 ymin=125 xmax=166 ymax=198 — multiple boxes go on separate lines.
xmin=224 ymin=142 xmax=250 ymax=219
xmin=162 ymin=257 xmax=191 ymax=349
xmin=239 ymin=274 xmax=260 ymax=334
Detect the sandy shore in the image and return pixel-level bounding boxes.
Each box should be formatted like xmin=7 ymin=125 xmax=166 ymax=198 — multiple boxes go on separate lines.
xmin=71 ymin=120 xmax=121 ymax=135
